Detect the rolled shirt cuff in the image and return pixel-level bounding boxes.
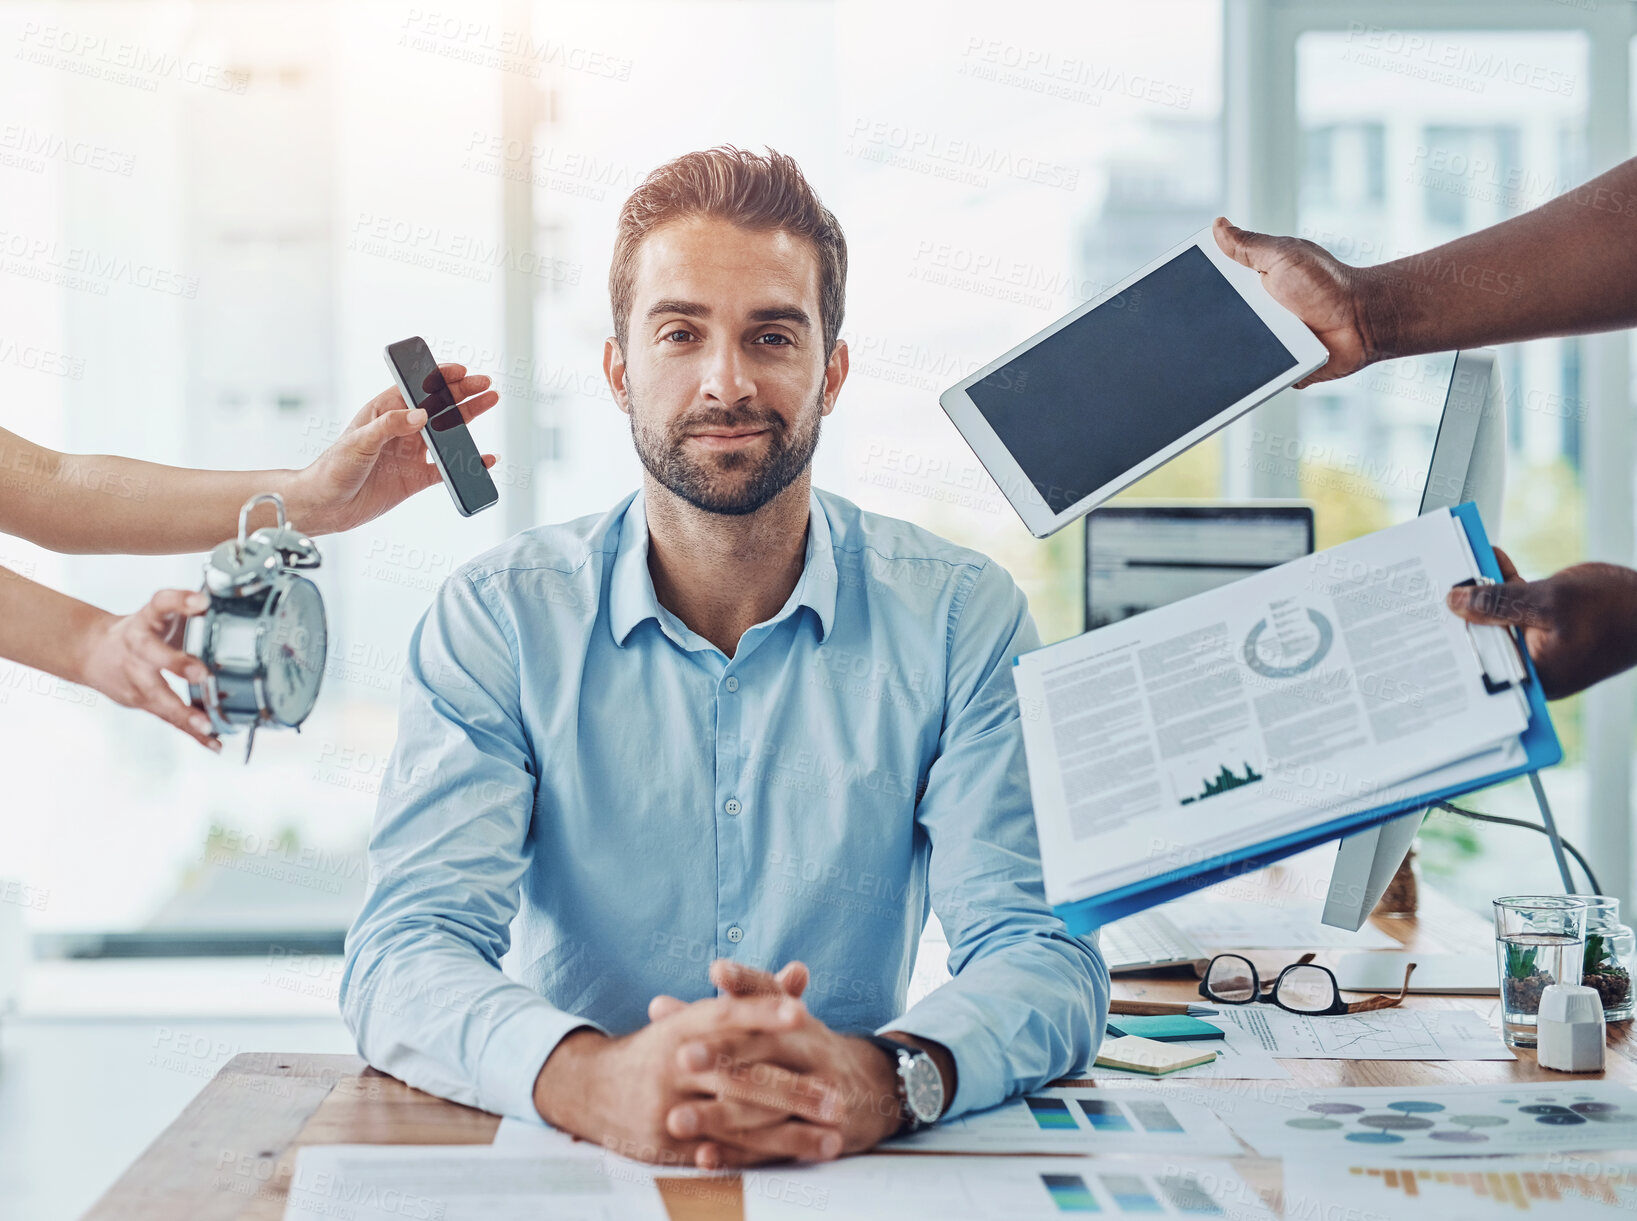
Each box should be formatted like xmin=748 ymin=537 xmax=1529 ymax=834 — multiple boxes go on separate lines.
xmin=477 ymin=1002 xmax=610 ymax=1121
xmin=875 ymin=1006 xmax=1005 ymax=1122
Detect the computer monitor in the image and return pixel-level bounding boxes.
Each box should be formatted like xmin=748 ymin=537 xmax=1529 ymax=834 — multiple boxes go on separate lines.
xmin=1084 ymin=504 xmax=1315 ymax=631
xmin=1320 ymin=349 xmax=1511 ymax=930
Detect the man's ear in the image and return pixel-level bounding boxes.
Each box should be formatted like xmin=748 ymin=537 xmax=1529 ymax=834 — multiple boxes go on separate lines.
xmin=821 ymin=339 xmax=848 ymax=418
xmin=604 ymin=337 xmax=630 ymax=414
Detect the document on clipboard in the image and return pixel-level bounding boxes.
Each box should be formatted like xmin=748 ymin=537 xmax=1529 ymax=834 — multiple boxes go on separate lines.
xmin=1015 ymin=504 xmax=1559 ymax=933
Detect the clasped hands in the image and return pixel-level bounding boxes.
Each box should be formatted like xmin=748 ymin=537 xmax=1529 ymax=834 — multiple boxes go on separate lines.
xmin=533 ymin=958 xmax=943 ymax=1170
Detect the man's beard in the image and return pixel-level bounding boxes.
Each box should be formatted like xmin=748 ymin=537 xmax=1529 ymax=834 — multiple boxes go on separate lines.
xmin=628 ymin=383 xmax=823 ymax=516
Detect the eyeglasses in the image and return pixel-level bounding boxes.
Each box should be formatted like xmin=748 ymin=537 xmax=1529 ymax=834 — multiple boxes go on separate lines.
xmin=1198 ymin=952 xmax=1417 ymax=1016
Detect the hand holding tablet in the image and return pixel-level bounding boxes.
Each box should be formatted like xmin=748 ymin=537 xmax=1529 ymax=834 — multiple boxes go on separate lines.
xmin=939 ymin=226 xmax=1327 ymax=537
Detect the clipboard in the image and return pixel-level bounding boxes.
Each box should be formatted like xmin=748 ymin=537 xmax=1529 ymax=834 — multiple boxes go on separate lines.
xmin=1050 ymin=502 xmax=1561 ymax=935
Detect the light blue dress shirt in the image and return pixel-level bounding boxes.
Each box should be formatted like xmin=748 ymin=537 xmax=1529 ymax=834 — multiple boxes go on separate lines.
xmin=341 ymin=488 xmax=1108 ymax=1123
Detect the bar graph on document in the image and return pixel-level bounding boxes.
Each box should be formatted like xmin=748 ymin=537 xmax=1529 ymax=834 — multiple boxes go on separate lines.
xmin=1282 ymin=1158 xmax=1637 ymax=1218
xmin=741 ymin=1157 xmax=1279 ymax=1221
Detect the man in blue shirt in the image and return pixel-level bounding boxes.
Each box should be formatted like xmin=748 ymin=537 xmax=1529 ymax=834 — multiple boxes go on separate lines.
xmin=341 ymin=145 xmax=1107 ymax=1171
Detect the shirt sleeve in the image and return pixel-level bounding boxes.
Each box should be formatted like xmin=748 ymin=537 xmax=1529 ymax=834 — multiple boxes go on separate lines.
xmin=339 ymin=572 xmax=603 ymax=1120
xmin=877 ymin=559 xmax=1109 ymax=1120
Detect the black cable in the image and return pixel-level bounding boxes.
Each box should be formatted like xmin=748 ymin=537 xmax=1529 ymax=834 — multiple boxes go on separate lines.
xmin=1434 ymin=800 xmax=1602 ymax=897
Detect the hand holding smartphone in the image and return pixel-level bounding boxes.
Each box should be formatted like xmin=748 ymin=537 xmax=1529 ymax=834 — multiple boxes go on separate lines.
xmin=383 ymin=336 xmax=500 ymax=517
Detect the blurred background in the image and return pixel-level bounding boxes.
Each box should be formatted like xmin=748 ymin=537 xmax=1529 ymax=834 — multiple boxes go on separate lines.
xmin=1 ymin=1 xmax=1635 ymax=1216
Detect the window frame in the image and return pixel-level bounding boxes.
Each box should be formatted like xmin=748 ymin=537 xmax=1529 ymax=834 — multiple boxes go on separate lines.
xmin=1222 ymin=0 xmax=1637 ymax=906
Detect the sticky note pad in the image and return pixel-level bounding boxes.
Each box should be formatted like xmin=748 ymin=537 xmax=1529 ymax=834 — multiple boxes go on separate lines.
xmin=1105 ymin=1015 xmax=1224 ymax=1042
xmin=1094 ymin=1035 xmax=1218 ymax=1076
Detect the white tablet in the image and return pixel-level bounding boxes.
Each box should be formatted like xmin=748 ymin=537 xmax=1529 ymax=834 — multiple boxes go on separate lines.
xmin=939 ymin=227 xmax=1328 ymax=538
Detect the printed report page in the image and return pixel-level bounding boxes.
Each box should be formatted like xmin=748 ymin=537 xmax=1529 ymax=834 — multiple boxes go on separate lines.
xmin=1015 ymin=509 xmax=1529 ymax=905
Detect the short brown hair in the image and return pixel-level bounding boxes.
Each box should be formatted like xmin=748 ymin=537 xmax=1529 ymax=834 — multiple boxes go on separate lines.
xmin=609 ymin=145 xmax=848 ymax=358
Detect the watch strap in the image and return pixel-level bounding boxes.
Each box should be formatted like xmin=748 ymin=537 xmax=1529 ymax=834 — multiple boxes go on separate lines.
xmin=863 ymin=1034 xmax=933 ymax=1133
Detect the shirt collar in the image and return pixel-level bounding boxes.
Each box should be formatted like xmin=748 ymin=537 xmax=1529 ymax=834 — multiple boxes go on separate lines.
xmin=609 ymin=489 xmax=837 ymax=649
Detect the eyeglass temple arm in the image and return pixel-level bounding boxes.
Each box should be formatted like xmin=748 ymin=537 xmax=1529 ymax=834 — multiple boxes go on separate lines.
xmin=1347 ymin=961 xmax=1419 ymax=1012
xmin=1393 ymin=961 xmax=1418 ymax=1001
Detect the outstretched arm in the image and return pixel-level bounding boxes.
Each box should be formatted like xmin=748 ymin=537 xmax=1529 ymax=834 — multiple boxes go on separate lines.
xmin=0 ymin=567 xmax=219 ymax=748
xmin=1215 ymin=156 xmax=1637 ymax=385
xmin=0 ymin=365 xmax=498 ymax=555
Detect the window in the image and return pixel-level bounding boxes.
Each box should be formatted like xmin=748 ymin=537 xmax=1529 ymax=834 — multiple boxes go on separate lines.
xmin=1 ymin=0 xmax=1225 ymax=943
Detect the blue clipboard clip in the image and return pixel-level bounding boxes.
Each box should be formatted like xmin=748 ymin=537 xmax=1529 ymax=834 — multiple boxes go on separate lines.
xmin=1452 ymin=575 xmax=1531 ymax=696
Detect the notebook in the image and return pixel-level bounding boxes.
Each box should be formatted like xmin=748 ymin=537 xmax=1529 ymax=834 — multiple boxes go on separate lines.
xmin=1094 ymin=1035 xmax=1218 ymax=1075
xmin=1105 ymin=1014 xmax=1225 ymax=1042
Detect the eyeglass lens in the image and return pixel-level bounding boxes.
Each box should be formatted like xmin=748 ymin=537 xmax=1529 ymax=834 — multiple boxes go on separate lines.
xmin=1204 ymin=956 xmax=1258 ymax=1003
xmin=1274 ymin=963 xmax=1337 ymax=1014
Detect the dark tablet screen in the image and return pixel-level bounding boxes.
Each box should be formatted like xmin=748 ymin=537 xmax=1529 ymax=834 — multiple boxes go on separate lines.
xmin=965 ymin=246 xmax=1300 ymax=517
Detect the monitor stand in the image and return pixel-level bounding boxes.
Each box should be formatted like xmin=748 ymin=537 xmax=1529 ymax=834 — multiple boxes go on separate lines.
xmin=1318 ymin=350 xmax=1577 ymax=930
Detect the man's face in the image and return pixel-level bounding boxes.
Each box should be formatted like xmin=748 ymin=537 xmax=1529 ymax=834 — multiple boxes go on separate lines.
xmin=606 ymin=215 xmax=846 ymax=516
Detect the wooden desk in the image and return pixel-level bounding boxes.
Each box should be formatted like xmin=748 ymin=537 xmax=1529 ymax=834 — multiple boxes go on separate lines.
xmin=82 ymin=866 xmax=1637 ymax=1220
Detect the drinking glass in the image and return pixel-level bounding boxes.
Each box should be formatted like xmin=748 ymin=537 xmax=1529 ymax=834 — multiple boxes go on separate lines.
xmin=1579 ymin=895 xmax=1636 ymax=1023
xmin=1493 ymin=895 xmax=1587 ymax=1048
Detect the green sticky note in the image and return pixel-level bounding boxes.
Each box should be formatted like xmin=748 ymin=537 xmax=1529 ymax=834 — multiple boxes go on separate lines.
xmin=1105 ymin=1015 xmax=1224 ymax=1042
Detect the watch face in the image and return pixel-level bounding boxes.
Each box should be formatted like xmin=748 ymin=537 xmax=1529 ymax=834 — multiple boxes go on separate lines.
xmin=262 ymin=576 xmax=327 ymax=726
xmin=903 ymin=1052 xmax=944 ymax=1124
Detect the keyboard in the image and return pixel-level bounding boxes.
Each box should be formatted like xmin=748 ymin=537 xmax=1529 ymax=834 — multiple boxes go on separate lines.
xmin=1099 ymin=909 xmax=1208 ymax=974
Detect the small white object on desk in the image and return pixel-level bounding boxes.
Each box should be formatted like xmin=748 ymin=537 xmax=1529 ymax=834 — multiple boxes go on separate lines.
xmin=1536 ymin=983 xmax=1606 ymax=1073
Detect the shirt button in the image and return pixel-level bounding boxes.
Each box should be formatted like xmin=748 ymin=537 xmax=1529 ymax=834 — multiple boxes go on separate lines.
xmin=724 ymin=676 xmax=739 ymax=693
xmin=724 ymin=797 xmax=742 ymax=816
xmin=726 ymin=925 xmax=744 ymax=943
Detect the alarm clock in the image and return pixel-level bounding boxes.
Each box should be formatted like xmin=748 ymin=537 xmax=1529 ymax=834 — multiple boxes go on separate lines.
xmin=184 ymin=492 xmax=328 ymax=762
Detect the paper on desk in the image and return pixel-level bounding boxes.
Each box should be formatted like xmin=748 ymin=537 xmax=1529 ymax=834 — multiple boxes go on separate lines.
xmin=742 ymin=1154 xmax=1278 ymax=1221
xmin=282 ymin=1145 xmax=668 ymax=1221
xmin=881 ymin=1086 xmax=1242 ymax=1156
xmin=1016 ymin=509 xmax=1531 ymax=908
xmin=1211 ymin=1082 xmax=1637 ymax=1160
xmin=1285 ymin=1154 xmax=1637 ymax=1219
xmin=1206 ymin=1004 xmax=1512 ymax=1060
xmin=492 ymin=1114 xmax=734 ymax=1177
xmin=1089 ymin=1014 xmax=1291 ymax=1081
xmin=1164 ymin=898 xmax=1398 ymax=949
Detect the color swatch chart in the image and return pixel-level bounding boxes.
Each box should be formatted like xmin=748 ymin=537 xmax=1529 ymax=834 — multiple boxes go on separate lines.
xmin=1283 ymin=1157 xmax=1637 ymax=1219
xmin=1041 ymin=1168 xmax=1227 ymax=1214
xmin=886 ymin=1088 xmax=1242 ymax=1156
xmin=741 ymin=1156 xmax=1278 ymax=1221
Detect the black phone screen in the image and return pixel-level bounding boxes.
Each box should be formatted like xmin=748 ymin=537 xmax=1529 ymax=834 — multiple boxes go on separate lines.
xmin=385 ymin=337 xmax=498 ymax=515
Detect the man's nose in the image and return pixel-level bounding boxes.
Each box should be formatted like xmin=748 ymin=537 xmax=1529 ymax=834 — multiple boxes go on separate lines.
xmin=698 ymin=341 xmax=756 ymax=406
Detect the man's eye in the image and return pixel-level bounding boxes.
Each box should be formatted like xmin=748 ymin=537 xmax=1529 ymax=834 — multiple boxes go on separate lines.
xmin=663 ymin=329 xmax=695 ymax=342
xmin=754 ymin=333 xmax=792 ymax=345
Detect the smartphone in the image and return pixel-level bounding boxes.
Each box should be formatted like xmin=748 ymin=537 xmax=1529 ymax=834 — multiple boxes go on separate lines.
xmin=383 ymin=336 xmax=499 ymax=517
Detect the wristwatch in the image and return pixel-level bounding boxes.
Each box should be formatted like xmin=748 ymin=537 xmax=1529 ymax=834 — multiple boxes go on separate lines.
xmin=864 ymin=1035 xmax=944 ymax=1133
